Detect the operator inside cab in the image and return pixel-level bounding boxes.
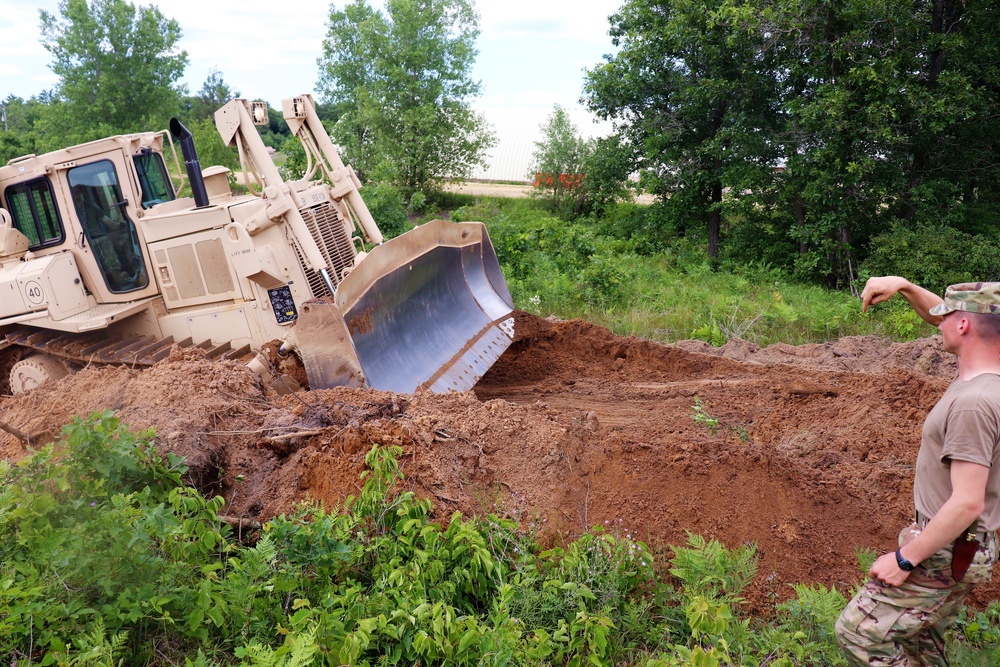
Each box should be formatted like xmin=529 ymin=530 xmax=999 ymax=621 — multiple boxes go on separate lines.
xmin=71 ymin=182 xmax=147 ymax=293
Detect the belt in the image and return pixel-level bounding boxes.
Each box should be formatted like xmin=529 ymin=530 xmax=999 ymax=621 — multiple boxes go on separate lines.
xmin=915 ymin=510 xmax=994 ymax=543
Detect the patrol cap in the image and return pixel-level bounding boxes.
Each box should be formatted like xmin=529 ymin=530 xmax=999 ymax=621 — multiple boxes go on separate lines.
xmin=929 ymin=282 xmax=1000 ymax=316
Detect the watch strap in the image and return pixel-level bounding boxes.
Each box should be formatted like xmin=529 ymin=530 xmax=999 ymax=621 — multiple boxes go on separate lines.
xmin=895 ymin=549 xmax=915 ymax=571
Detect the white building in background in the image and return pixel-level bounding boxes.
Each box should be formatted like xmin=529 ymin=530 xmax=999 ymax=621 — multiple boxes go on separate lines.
xmin=470 ymin=115 xmax=543 ymax=182
xmin=469 ymin=106 xmax=611 ymax=183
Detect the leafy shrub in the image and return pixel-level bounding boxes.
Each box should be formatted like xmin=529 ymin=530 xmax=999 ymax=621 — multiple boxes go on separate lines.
xmin=407 ymin=190 xmax=427 ymax=215
xmin=596 ymin=201 xmax=674 ymax=256
xmin=861 ymin=222 xmax=1000 ymax=296
xmin=4 ymin=416 xmax=995 ymax=665
xmin=188 ymin=116 xmax=239 ymax=173
xmin=360 ymin=181 xmax=409 ymax=239
xmin=454 ymin=199 xmax=642 ymax=312
xmin=953 ymin=602 xmax=1000 ymax=665
xmin=772 ymin=583 xmax=849 ymax=665
xmin=0 ymin=412 xmax=228 ymax=660
xmin=723 ymin=206 xmax=800 ymax=274
xmin=581 ymin=135 xmax=635 ymax=217
xmin=669 ymin=533 xmax=758 ymax=604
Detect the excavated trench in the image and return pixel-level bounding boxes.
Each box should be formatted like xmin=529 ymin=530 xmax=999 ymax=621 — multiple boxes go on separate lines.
xmin=2 ymin=311 xmax=995 ymax=612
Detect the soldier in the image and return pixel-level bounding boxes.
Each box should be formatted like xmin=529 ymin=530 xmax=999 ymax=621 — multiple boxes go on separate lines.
xmin=72 ymin=184 xmax=135 ymax=290
xmin=836 ymin=276 xmax=1000 ymax=666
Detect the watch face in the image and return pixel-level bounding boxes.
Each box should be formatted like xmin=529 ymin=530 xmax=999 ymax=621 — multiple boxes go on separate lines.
xmin=896 ymin=550 xmax=915 ymax=571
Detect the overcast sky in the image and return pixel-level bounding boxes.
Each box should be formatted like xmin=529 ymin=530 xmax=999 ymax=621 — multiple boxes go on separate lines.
xmin=0 ymin=1 xmax=623 ymax=179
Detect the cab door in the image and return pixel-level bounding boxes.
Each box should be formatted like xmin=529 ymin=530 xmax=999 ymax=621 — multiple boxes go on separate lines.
xmin=67 ymin=159 xmax=155 ymax=299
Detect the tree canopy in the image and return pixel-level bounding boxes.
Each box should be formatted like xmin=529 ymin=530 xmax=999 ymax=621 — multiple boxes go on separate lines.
xmin=528 ymin=105 xmax=593 ymax=214
xmin=179 ymin=68 xmax=240 ymax=123
xmin=0 ymin=95 xmax=49 ymax=163
xmin=38 ymin=0 xmax=188 ymax=146
xmin=585 ymin=0 xmax=1000 ymax=285
xmin=586 ymin=0 xmax=779 ymax=260
xmin=316 ymin=0 xmax=495 ymax=195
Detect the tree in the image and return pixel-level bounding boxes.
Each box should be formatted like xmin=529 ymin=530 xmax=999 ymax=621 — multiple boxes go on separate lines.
xmin=584 ymin=0 xmax=779 ymax=260
xmin=764 ymin=0 xmax=1000 ymax=285
xmin=187 ymin=117 xmax=239 ymax=173
xmin=585 ymin=0 xmax=1000 ymax=283
xmin=180 ymin=68 xmax=241 ymax=122
xmin=317 ymin=0 xmax=381 ymax=181
xmin=316 ymin=0 xmax=495 ymax=195
xmin=528 ymin=105 xmax=592 ymax=214
xmin=0 ymin=95 xmax=50 ymax=163
xmin=38 ymin=0 xmax=188 ymax=143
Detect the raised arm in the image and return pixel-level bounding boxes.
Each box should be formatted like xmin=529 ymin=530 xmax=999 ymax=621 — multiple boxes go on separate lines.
xmin=860 ymin=276 xmax=945 ymax=325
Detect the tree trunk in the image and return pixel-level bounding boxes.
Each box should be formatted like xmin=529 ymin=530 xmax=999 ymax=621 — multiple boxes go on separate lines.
xmin=708 ymin=161 xmax=722 ymax=259
xmin=794 ymin=189 xmax=807 ymax=254
xmin=901 ymin=0 xmax=966 ymax=221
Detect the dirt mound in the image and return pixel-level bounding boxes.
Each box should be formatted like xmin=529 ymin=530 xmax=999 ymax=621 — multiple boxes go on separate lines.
xmin=1 ymin=311 xmax=994 ymax=611
xmin=675 ymin=334 xmax=956 ymax=378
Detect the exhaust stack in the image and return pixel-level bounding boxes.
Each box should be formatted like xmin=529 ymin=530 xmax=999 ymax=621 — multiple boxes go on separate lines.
xmin=169 ymin=118 xmax=210 ymax=208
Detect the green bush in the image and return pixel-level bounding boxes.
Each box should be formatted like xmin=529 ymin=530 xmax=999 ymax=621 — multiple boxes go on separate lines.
xmin=449 ymin=196 xmax=943 ymax=345
xmin=669 ymin=533 xmax=758 ymax=605
xmin=596 ymin=201 xmax=675 ymax=256
xmin=770 ymin=584 xmax=849 ymax=666
xmin=454 ymin=198 xmax=643 ymax=313
xmin=861 ymin=222 xmax=1000 ymax=296
xmin=4 ymin=416 xmax=996 ymax=665
xmin=0 ymin=412 xmax=227 ymax=661
xmin=723 ymin=207 xmax=800 ymax=275
xmin=188 ymin=117 xmax=239 ymax=173
xmin=276 ymin=134 xmax=307 ymax=181
xmin=359 ymin=181 xmax=409 ymax=240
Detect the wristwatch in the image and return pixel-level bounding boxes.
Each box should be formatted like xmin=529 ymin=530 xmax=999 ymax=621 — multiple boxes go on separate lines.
xmin=895 ymin=549 xmax=915 ymax=571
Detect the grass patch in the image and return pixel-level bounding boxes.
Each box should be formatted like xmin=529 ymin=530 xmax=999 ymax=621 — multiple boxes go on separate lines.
xmin=447 ymin=196 xmax=932 ymax=346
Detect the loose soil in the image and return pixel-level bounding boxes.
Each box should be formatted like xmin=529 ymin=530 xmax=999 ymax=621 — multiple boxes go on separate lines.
xmin=1 ymin=312 xmax=995 ymax=612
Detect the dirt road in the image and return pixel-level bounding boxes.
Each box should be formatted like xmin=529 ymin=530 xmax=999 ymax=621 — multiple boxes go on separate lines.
xmin=0 ymin=312 xmax=991 ymax=611
xmin=442 ymin=181 xmax=656 ymax=205
xmin=443 ymin=182 xmax=535 ymax=198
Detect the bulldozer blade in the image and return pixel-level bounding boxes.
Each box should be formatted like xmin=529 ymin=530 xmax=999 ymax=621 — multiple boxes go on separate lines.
xmin=329 ymin=219 xmax=514 ymax=394
xmin=293 ymin=299 xmax=368 ymax=389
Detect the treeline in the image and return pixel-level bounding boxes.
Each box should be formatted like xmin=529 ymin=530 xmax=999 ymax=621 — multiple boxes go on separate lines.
xmin=576 ymin=0 xmax=1000 ymax=289
xmin=0 ymin=81 xmax=301 ymax=178
xmin=2 ymin=0 xmax=491 ymax=224
xmin=0 ymin=1 xmax=299 ymax=175
xmin=6 ymin=0 xmax=998 ymax=291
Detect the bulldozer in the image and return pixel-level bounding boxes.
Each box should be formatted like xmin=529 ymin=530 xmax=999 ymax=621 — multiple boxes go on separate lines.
xmin=0 ymin=95 xmax=514 ymax=395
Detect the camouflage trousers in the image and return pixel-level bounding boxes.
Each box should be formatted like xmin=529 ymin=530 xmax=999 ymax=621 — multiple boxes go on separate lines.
xmin=835 ymin=524 xmax=997 ymax=666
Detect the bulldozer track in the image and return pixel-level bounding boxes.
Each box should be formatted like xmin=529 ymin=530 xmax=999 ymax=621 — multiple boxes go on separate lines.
xmin=3 ymin=326 xmax=253 ymax=369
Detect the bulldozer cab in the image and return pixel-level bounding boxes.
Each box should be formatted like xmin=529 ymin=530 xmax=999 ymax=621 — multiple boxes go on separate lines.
xmin=132 ymin=147 xmax=177 ymax=208
xmin=68 ymin=161 xmax=150 ymax=293
xmin=4 ymin=178 xmax=66 ymax=250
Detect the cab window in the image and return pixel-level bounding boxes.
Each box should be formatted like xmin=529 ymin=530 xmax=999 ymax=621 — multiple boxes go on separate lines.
xmin=69 ymin=160 xmax=150 ymax=293
xmin=133 ymin=149 xmax=176 ymax=208
xmin=4 ymin=178 xmax=65 ymax=249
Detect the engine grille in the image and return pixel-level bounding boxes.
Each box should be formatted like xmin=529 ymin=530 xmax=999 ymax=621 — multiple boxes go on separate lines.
xmin=294 ymin=202 xmax=358 ymax=298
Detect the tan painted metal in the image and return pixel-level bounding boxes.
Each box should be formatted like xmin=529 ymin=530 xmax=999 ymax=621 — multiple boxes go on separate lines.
xmin=9 ymin=354 xmax=70 ymax=394
xmin=0 ymin=94 xmax=514 ymax=394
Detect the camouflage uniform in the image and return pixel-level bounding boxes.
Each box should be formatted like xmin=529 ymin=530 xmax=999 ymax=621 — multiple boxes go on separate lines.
xmin=836 ymin=524 xmax=997 ymax=666
xmin=836 ymin=282 xmax=1000 ymax=666
xmin=927 ymin=283 xmax=1000 ymax=316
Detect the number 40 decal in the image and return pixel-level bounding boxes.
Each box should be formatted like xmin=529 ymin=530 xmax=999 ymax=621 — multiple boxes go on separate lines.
xmin=23 ymin=280 xmax=45 ymax=306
